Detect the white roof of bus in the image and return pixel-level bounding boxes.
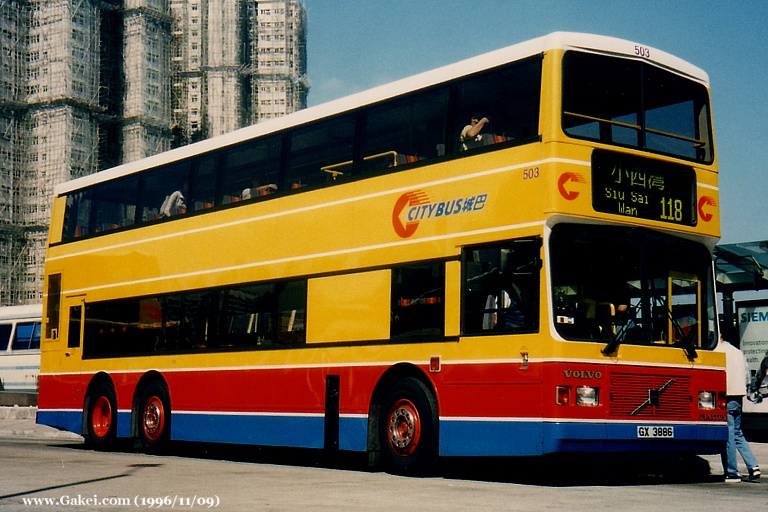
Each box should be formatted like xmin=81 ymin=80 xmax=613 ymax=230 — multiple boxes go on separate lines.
xmin=0 ymin=304 xmax=42 ymax=322
xmin=55 ymin=32 xmax=709 ymax=195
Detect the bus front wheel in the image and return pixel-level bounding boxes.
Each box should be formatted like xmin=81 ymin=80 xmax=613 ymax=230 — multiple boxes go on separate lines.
xmin=137 ymin=381 xmax=171 ymax=453
xmin=85 ymin=381 xmax=117 ymax=450
xmin=379 ymin=377 xmax=438 ymax=474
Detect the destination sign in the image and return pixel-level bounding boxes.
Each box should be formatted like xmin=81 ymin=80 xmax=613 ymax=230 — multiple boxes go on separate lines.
xmin=591 ymin=150 xmax=697 ymax=226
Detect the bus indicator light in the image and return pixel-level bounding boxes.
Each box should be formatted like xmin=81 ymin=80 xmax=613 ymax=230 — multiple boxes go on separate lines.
xmin=717 ymin=392 xmax=728 ymax=410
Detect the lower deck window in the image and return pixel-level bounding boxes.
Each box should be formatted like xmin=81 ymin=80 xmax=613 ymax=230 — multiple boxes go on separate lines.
xmin=462 ymin=238 xmax=540 ymax=335
xmin=391 ymin=263 xmax=444 ymax=339
xmin=83 ymin=279 xmax=307 ymax=358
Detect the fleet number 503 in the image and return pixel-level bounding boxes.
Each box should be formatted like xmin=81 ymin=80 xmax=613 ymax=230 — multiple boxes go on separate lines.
xmin=523 ymin=167 xmax=540 ymax=180
xmin=634 ymin=45 xmax=651 ymax=58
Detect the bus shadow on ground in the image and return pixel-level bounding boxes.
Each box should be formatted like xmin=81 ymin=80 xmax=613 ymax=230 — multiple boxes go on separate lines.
xmin=439 ymin=452 xmax=719 ymax=486
xmin=64 ymin=440 xmax=720 ymax=487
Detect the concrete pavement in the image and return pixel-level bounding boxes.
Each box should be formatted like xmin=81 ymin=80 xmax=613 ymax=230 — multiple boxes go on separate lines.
xmin=3 ymin=406 xmax=768 ymax=481
xmin=0 ymin=406 xmax=82 ymax=442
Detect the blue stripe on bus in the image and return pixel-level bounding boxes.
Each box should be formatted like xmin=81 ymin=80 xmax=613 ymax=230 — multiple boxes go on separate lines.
xmin=172 ymin=413 xmax=369 ymax=451
xmin=117 ymin=411 xmax=131 ymax=438
xmin=339 ymin=416 xmax=368 ymax=451
xmin=440 ymin=419 xmax=727 ymax=456
xmin=38 ymin=409 xmax=368 ymax=451
xmin=439 ymin=419 xmax=545 ymax=456
xmin=38 ymin=410 xmax=726 ymax=457
xmin=37 ymin=410 xmax=82 ymax=436
xmin=172 ymin=413 xmax=325 ymax=448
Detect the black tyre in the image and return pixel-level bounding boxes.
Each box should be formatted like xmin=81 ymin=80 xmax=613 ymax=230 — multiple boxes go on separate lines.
xmin=379 ymin=377 xmax=438 ymax=474
xmin=85 ymin=380 xmax=117 ymax=450
xmin=137 ymin=380 xmax=171 ymax=453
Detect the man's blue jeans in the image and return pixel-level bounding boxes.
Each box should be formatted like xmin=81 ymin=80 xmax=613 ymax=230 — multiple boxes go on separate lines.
xmin=722 ymin=397 xmax=758 ymax=477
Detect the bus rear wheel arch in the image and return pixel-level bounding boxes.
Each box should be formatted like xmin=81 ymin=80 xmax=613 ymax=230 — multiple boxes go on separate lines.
xmin=84 ymin=379 xmax=117 ymax=450
xmin=134 ymin=377 xmax=171 ymax=453
xmin=378 ymin=376 xmax=439 ymax=475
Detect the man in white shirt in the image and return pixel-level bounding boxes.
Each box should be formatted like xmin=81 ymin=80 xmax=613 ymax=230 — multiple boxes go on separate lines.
xmin=715 ymin=333 xmax=760 ymax=482
xmin=460 ymin=114 xmax=490 ymax=151
xmin=160 ymin=190 xmax=186 ymax=217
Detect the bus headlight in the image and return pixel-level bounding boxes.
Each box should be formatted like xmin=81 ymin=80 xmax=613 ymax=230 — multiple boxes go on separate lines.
xmin=576 ymin=386 xmax=599 ymax=406
xmin=698 ymin=391 xmax=716 ymax=410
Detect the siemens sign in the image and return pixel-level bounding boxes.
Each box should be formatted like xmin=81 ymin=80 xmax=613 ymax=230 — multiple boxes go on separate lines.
xmin=741 ymin=311 xmax=768 ymax=323
xmin=738 ymin=301 xmax=768 ymax=416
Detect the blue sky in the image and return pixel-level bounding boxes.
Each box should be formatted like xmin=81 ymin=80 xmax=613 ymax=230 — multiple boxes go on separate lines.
xmin=303 ymin=0 xmax=768 ymax=245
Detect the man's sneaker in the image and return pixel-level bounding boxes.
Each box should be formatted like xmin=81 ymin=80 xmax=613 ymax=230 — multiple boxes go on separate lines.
xmin=748 ymin=467 xmax=761 ymax=481
xmin=724 ymin=474 xmax=742 ymax=483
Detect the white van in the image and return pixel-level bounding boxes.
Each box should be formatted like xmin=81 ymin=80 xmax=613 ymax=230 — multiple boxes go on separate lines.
xmin=0 ymin=304 xmax=42 ymax=392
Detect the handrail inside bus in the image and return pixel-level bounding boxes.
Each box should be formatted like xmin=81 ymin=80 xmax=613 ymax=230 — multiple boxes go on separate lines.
xmin=321 ymin=151 xmax=399 ymax=179
xmin=645 ymin=127 xmax=707 ymax=148
xmin=563 ymin=111 xmax=641 ymax=132
xmin=563 ymin=111 xmax=706 ymax=147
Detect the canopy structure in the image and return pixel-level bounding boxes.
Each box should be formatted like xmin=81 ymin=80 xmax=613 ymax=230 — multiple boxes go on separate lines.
xmin=714 ymin=240 xmax=768 ymax=332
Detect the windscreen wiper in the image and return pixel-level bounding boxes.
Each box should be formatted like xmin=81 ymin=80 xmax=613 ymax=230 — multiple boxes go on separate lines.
xmin=600 ymin=301 xmax=699 ymax=359
xmin=601 ymin=306 xmax=635 ymax=356
xmin=673 ymin=319 xmax=698 ymax=360
xmin=659 ymin=300 xmax=698 ymax=360
xmin=601 ymin=330 xmax=622 ymax=356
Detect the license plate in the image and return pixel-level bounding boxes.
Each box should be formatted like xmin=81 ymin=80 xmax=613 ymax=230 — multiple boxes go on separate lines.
xmin=637 ymin=426 xmax=674 ymax=438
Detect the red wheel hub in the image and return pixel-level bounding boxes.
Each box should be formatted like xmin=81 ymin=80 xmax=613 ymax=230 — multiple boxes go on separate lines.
xmin=387 ymin=399 xmax=421 ymax=456
xmin=91 ymin=395 xmax=113 ymax=438
xmin=142 ymin=396 xmax=165 ymax=441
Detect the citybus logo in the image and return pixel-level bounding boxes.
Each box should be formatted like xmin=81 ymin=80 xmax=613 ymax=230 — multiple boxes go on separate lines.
xmin=392 ymin=191 xmax=431 ymax=238
xmin=698 ymin=195 xmax=716 ymax=222
xmin=558 ymin=172 xmax=586 ymax=200
xmin=391 ymin=190 xmax=489 ymax=238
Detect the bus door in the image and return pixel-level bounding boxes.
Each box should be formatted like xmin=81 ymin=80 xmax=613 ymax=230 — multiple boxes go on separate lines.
xmin=60 ymin=294 xmax=86 ymax=406
xmin=39 ymin=280 xmax=87 ymax=432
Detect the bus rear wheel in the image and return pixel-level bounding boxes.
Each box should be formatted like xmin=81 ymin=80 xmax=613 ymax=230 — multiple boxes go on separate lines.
xmin=85 ymin=381 xmax=117 ymax=450
xmin=137 ymin=381 xmax=171 ymax=453
xmin=379 ymin=377 xmax=438 ymax=474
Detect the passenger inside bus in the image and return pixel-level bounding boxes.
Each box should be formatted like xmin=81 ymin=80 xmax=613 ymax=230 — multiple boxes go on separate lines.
xmin=460 ymin=113 xmax=491 ymax=151
xmin=463 ymin=241 xmax=539 ymax=334
xmin=160 ymin=190 xmax=186 ymax=217
xmin=459 ymin=113 xmax=511 ymax=151
xmin=482 ymin=282 xmax=526 ymax=331
xmin=242 ymin=178 xmax=278 ymax=200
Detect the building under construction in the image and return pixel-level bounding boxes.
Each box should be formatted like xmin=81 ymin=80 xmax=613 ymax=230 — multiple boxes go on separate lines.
xmin=0 ymin=0 xmax=309 ymax=305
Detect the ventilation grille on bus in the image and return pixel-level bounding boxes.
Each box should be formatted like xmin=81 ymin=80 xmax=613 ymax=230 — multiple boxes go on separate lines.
xmin=609 ymin=373 xmax=692 ymax=419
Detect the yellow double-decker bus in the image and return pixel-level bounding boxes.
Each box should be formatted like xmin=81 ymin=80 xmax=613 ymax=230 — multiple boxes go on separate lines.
xmin=38 ymin=32 xmax=726 ymax=473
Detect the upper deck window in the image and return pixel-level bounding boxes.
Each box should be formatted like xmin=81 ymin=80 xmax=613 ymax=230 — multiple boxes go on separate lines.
xmin=562 ymin=51 xmax=713 ymax=163
xmin=58 ymin=56 xmax=542 ymax=243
